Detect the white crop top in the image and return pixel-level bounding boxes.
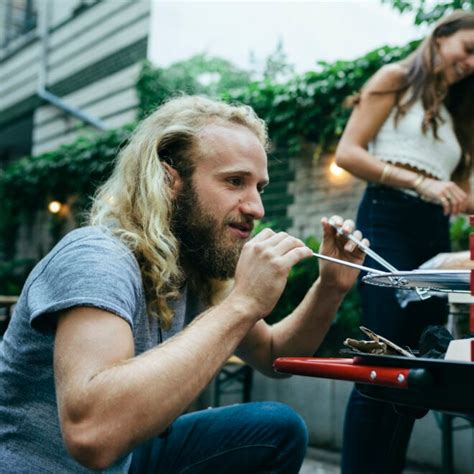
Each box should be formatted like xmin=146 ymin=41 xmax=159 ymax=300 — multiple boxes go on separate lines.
xmin=369 ymin=100 xmax=462 ymax=181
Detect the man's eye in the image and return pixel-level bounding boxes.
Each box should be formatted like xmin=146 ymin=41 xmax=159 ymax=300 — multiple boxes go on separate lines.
xmin=228 ymin=177 xmax=243 ymax=186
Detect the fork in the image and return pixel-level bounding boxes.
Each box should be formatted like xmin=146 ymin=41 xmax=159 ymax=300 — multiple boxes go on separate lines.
xmin=329 ymin=221 xmax=431 ymax=301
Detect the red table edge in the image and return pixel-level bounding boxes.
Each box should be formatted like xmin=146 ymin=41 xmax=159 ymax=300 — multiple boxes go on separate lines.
xmin=273 ymin=357 xmax=411 ymax=389
xmin=274 ymin=217 xmax=474 ymax=384
xmin=470 ymin=215 xmax=473 ymax=332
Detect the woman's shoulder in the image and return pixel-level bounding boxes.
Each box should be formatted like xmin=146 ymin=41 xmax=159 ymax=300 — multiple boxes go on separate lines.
xmin=365 ymin=63 xmax=408 ymax=92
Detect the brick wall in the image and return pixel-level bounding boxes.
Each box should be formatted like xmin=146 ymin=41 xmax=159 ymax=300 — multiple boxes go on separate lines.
xmin=262 ymin=143 xmax=365 ymax=240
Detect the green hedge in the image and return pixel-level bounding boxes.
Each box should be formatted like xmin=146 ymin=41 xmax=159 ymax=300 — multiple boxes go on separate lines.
xmin=0 ymin=126 xmax=134 ymax=259
xmin=222 ymin=41 xmax=420 ymax=153
xmin=1 ymin=39 xmax=472 ymax=334
xmin=0 ymin=41 xmax=421 ymax=262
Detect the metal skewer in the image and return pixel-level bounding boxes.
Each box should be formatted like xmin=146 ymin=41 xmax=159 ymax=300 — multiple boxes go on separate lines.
xmin=312 ymin=251 xmax=386 ymax=274
xmin=329 ymin=222 xmax=431 ymax=300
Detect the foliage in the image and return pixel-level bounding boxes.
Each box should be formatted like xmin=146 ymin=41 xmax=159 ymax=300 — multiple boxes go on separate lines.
xmin=223 ymin=41 xmax=420 ymax=153
xmin=137 ymin=55 xmax=252 ymax=118
xmin=0 ymin=38 xmax=455 ymax=325
xmin=0 ymin=125 xmax=134 ymax=259
xmin=262 ymin=38 xmax=295 ymax=83
xmin=450 ymin=215 xmax=474 ymax=251
xmin=382 ymin=0 xmax=474 ymax=25
xmin=267 ymin=235 xmax=362 ymax=357
xmin=0 ymin=259 xmax=35 ymax=295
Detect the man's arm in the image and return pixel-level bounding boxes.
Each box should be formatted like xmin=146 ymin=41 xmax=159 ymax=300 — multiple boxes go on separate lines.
xmin=236 ymin=216 xmax=366 ymax=377
xmin=54 ymin=228 xmax=312 ymax=469
xmin=55 ymin=303 xmax=254 ymax=469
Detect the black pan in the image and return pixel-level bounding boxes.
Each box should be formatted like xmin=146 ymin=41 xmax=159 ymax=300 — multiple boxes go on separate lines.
xmin=342 ymin=350 xmax=474 ymax=415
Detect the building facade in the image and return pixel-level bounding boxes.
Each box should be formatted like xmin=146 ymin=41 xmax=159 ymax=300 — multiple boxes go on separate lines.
xmin=0 ymin=0 xmax=150 ymax=165
xmin=0 ymin=0 xmax=364 ymax=248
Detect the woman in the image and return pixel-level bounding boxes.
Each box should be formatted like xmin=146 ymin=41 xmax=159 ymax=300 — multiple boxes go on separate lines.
xmin=335 ymin=10 xmax=474 ymax=473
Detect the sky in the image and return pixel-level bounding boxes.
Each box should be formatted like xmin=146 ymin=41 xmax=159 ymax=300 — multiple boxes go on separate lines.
xmin=149 ymin=0 xmax=428 ymax=74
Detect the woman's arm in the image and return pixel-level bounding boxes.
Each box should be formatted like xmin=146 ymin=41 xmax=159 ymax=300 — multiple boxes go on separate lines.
xmin=335 ymin=63 xmax=419 ymax=187
xmin=336 ymin=63 xmax=468 ymax=215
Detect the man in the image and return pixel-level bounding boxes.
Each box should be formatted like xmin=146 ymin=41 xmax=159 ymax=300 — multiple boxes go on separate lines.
xmin=0 ymin=96 xmax=367 ymax=473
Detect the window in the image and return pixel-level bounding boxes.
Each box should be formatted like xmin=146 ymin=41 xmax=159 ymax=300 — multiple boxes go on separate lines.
xmin=73 ymin=0 xmax=101 ymax=16
xmin=0 ymin=114 xmax=33 ymax=170
xmin=3 ymin=0 xmax=37 ymax=48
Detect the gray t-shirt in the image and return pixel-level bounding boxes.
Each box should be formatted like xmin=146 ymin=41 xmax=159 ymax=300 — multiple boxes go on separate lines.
xmin=0 ymin=226 xmax=198 ymax=473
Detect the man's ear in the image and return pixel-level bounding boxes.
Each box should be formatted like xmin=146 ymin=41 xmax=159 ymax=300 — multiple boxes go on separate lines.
xmin=162 ymin=162 xmax=183 ymax=197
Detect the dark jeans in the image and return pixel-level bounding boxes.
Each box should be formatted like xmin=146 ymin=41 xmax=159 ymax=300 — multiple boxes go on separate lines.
xmin=129 ymin=401 xmax=308 ymax=474
xmin=341 ymin=185 xmax=450 ymax=474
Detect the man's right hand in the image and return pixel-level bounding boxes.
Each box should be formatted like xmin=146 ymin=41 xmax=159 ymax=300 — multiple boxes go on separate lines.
xmin=228 ymin=228 xmax=313 ymax=321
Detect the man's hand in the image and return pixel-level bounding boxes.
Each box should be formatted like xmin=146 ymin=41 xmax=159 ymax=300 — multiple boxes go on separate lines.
xmin=229 ymin=228 xmax=313 ymax=320
xmin=233 ymin=218 xmax=368 ymax=373
xmin=318 ymin=215 xmax=368 ymax=292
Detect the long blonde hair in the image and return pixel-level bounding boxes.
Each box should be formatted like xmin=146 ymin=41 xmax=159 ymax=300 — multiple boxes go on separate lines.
xmin=89 ymin=96 xmax=268 ymax=328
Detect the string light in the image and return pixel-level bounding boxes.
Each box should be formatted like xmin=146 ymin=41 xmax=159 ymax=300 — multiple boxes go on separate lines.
xmin=329 ymin=161 xmax=344 ymax=177
xmin=48 ymin=200 xmax=62 ymax=214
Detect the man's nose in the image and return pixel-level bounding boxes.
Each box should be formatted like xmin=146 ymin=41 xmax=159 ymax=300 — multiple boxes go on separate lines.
xmin=239 ymin=192 xmax=265 ymax=219
xmin=466 ymin=56 xmax=474 ymax=72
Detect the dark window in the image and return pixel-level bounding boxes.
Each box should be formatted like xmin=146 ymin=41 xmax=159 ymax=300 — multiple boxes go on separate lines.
xmin=3 ymin=0 xmax=37 ymax=47
xmin=73 ymin=0 xmax=101 ymax=16
xmin=0 ymin=114 xmax=33 ymax=169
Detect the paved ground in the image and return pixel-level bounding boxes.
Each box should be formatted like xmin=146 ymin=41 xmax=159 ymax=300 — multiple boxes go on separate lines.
xmin=300 ymin=447 xmax=438 ymax=474
xmin=300 ymin=448 xmax=340 ymax=474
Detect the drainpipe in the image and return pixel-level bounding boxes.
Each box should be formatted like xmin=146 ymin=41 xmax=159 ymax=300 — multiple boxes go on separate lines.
xmin=37 ymin=1 xmax=108 ymax=131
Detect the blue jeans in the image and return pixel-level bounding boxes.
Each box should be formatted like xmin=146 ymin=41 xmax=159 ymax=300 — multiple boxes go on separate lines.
xmin=341 ymin=185 xmax=450 ymax=474
xmin=129 ymin=401 xmax=308 ymax=474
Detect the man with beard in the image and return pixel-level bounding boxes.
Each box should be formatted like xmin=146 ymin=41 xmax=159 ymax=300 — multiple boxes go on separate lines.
xmin=0 ymin=96 xmax=368 ymax=473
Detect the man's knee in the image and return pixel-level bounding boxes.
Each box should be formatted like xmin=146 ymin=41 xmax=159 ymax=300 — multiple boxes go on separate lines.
xmin=257 ymin=401 xmax=309 ymax=447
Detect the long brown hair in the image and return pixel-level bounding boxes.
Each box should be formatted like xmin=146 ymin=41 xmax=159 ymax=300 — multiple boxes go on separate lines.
xmin=395 ymin=10 xmax=474 ymax=178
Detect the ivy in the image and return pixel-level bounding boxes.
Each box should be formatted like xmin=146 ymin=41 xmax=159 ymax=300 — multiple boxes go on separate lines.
xmin=0 ymin=41 xmax=419 ymax=254
xmin=5 ymin=38 xmax=474 ymax=301
xmin=382 ymin=0 xmax=474 ymax=25
xmin=223 ymin=41 xmax=419 ymax=153
xmin=0 ymin=125 xmax=134 ymax=259
xmin=0 ymin=41 xmax=472 ymax=351
xmin=136 ymin=55 xmax=252 ymax=118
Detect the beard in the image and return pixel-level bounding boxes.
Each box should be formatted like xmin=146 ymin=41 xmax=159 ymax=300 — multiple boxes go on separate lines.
xmin=171 ymin=182 xmax=251 ymax=280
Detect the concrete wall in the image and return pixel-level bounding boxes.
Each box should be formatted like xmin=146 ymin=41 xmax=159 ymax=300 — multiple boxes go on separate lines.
xmin=259 ymin=145 xmax=473 ymax=472
xmin=250 ymin=372 xmax=473 ymax=473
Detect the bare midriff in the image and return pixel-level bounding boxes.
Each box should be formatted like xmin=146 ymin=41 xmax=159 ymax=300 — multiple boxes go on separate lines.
xmin=393 ymin=162 xmax=439 ymax=180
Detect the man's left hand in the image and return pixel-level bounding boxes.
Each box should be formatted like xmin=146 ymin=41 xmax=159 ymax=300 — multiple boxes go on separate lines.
xmin=318 ymin=215 xmax=368 ymax=292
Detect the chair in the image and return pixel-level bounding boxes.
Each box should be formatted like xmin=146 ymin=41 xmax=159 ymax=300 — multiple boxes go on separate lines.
xmin=214 ymin=355 xmax=253 ymax=407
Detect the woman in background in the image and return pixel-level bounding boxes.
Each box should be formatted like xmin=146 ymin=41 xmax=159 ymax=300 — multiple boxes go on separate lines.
xmin=335 ymin=10 xmax=474 ymax=473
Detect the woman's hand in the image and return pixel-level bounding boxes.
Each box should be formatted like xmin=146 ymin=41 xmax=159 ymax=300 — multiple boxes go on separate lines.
xmin=318 ymin=216 xmax=368 ymax=293
xmin=415 ymin=178 xmax=467 ymax=215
